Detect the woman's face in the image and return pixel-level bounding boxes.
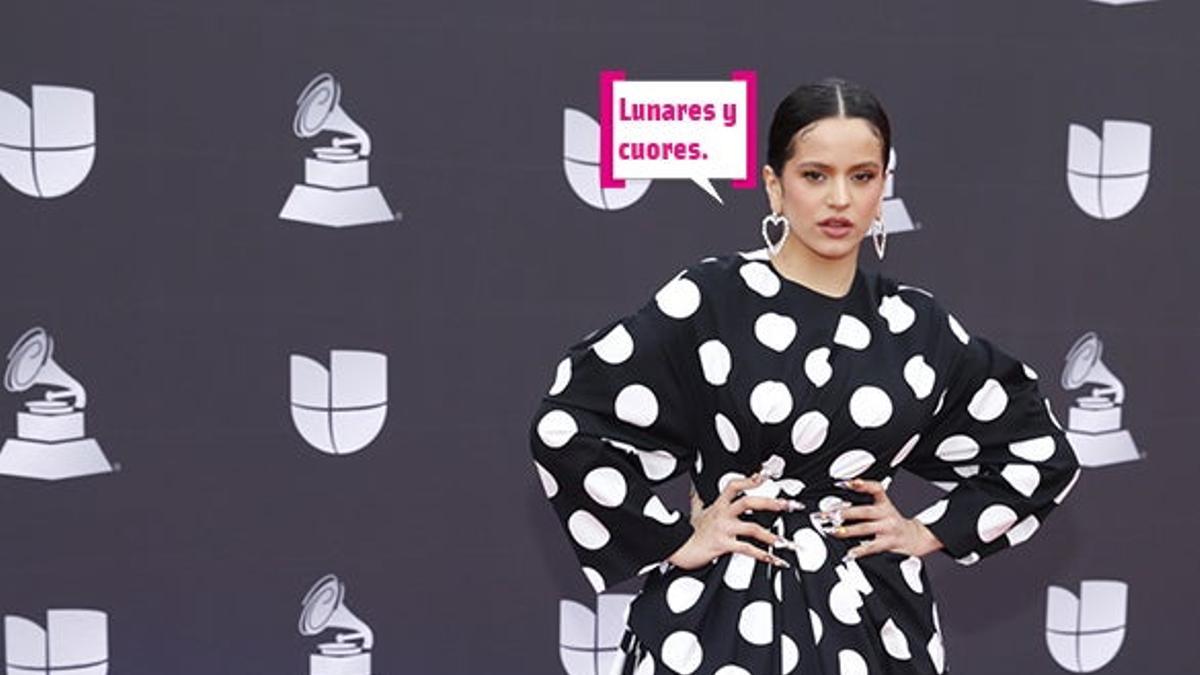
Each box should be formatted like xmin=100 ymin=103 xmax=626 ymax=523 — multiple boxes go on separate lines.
xmin=762 ymin=117 xmax=887 ymax=261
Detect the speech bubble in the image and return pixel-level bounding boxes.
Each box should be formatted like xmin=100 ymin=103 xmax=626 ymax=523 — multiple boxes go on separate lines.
xmin=600 ymin=70 xmax=756 ymax=205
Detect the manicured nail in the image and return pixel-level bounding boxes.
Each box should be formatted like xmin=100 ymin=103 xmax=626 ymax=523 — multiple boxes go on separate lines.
xmin=773 ymin=556 xmax=792 ymax=569
xmin=786 ymin=499 xmax=805 ymax=512
xmin=841 ymin=551 xmax=857 ymax=564
xmin=834 ymin=479 xmax=855 ymax=489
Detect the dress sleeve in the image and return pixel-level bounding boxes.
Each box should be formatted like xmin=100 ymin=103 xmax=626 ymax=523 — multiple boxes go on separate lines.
xmin=528 ymin=269 xmax=705 ymax=593
xmin=897 ymin=298 xmax=1082 ymax=565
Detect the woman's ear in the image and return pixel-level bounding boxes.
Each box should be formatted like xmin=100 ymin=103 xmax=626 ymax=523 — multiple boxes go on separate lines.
xmin=762 ymin=164 xmax=782 ymax=214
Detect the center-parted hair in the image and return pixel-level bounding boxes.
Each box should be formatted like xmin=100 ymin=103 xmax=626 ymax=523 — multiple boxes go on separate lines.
xmin=766 ymin=77 xmax=892 ymax=178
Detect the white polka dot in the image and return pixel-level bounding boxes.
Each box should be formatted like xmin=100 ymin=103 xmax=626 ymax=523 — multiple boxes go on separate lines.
xmin=935 ymin=434 xmax=980 ymax=462
xmin=604 ymin=438 xmax=677 ymax=481
xmin=666 ymin=576 xmax=705 ymax=614
xmin=977 ymin=504 xmax=1019 ymax=543
xmin=829 ymin=449 xmax=876 ymax=480
xmin=933 ymin=389 xmax=947 ymax=416
xmin=739 ymin=261 xmax=780 ymax=297
xmin=698 ymin=339 xmax=731 ymax=385
xmin=1001 ymin=464 xmax=1040 ymax=497
xmin=903 ymin=354 xmax=936 ymax=400
xmin=953 ymin=464 xmax=979 ymax=478
xmin=956 ymin=552 xmax=980 ymax=566
xmin=792 ymin=528 xmax=827 ymax=572
xmin=661 ymin=630 xmax=703 ymax=674
xmin=900 ymin=556 xmax=923 ymax=593
xmin=790 ymin=410 xmax=829 ymax=454
xmin=809 ymin=608 xmax=824 ymax=644
xmin=881 ymin=618 xmax=912 ymax=660
xmin=634 ymin=652 xmax=656 ymax=675
xmin=738 ymin=247 xmax=771 ymax=261
xmin=615 ymin=384 xmax=658 ymax=427
xmin=915 ymin=499 xmax=948 ymax=525
xmin=723 ymin=552 xmax=756 ymax=591
xmin=535 ymin=461 xmax=558 ymax=498
xmin=694 ymin=452 xmax=703 ymax=475
xmin=750 ymin=380 xmax=793 ymax=424
xmin=715 ymin=667 xmax=750 ymax=675
xmin=829 ymin=579 xmax=863 ymax=625
xmin=643 ymin=495 xmax=680 ymax=524
xmin=774 ymin=568 xmax=783 ymax=602
xmin=968 ymin=378 xmax=1008 ymax=422
xmin=1055 ymin=468 xmax=1081 ymax=505
xmin=878 ymin=294 xmax=916 ymax=333
xmin=891 ymin=433 xmax=921 ymax=467
xmin=567 ymin=510 xmax=610 ymax=550
xmin=536 ymin=409 xmax=578 ymax=448
xmin=738 ymin=601 xmax=774 ymax=645
xmin=928 ymin=631 xmax=946 ymax=673
xmin=849 ymin=386 xmax=892 ymax=428
xmin=1005 ymin=514 xmax=1040 ymax=546
xmin=583 ymin=467 xmax=627 ymax=507
xmin=779 ymin=478 xmax=805 ymax=496
xmin=933 ymin=602 xmax=942 ymax=632
xmin=833 ymin=314 xmax=871 ymax=350
xmin=1023 ymin=363 xmax=1039 ymax=380
xmin=1045 ymin=399 xmax=1064 ymax=430
xmin=655 ymin=277 xmax=701 ymax=319
xmin=549 ymin=357 xmax=571 ymax=395
xmin=931 ymin=481 xmax=958 ymax=492
xmin=797 ymin=349 xmax=831 ymax=392
xmin=947 ymin=314 xmax=969 ymax=344
xmin=782 ymin=634 xmax=799 ymax=673
xmin=593 ymin=324 xmax=634 ymax=364
xmin=582 ymin=567 xmax=605 ymax=593
xmin=839 ymin=649 xmax=868 ymax=675
xmin=717 ymin=472 xmax=745 ymax=494
xmin=1010 ymin=435 xmax=1056 ymax=462
xmin=755 ymin=312 xmax=797 ymax=352
xmin=714 ymin=413 xmax=740 ymax=453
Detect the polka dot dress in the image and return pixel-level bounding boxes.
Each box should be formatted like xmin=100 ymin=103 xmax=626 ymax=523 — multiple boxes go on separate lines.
xmin=529 ymin=250 xmax=1081 ymax=674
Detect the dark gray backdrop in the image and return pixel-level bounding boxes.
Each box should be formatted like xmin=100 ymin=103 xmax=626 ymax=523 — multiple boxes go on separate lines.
xmin=1 ymin=1 xmax=1195 ymax=673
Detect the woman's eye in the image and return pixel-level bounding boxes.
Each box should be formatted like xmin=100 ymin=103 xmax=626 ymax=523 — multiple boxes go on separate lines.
xmin=802 ymin=170 xmax=825 ymax=181
xmin=853 ymin=172 xmax=876 ymax=182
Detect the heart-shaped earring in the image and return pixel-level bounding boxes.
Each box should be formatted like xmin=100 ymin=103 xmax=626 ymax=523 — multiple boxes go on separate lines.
xmin=762 ymin=212 xmax=789 ymax=256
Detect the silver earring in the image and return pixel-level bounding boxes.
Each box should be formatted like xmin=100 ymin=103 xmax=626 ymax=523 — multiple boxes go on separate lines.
xmin=871 ymin=216 xmax=887 ymax=260
xmin=762 ymin=212 xmax=789 ymax=256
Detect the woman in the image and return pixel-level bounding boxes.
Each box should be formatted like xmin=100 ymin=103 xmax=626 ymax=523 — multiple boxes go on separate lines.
xmin=529 ymin=77 xmax=1080 ymax=675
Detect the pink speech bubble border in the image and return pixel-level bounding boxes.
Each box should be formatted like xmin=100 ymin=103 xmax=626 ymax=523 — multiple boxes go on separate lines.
xmin=599 ymin=70 xmax=757 ymax=191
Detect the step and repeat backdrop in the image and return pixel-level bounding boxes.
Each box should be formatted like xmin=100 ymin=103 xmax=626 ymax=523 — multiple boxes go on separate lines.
xmin=1 ymin=1 xmax=1195 ymax=673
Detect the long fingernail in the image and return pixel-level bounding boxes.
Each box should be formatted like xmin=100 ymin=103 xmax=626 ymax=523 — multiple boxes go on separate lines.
xmin=774 ymin=556 xmax=792 ymax=568
xmin=841 ymin=551 xmax=857 ymax=564
xmin=786 ymin=499 xmax=805 ymax=512
xmin=834 ymin=479 xmax=855 ymax=489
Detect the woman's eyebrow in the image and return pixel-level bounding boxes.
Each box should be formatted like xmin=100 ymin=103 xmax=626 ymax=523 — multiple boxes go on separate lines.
xmin=796 ymin=160 xmax=882 ymax=170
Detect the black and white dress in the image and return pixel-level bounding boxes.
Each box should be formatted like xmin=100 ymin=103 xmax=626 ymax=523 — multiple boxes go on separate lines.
xmin=529 ymin=249 xmax=1081 ymax=675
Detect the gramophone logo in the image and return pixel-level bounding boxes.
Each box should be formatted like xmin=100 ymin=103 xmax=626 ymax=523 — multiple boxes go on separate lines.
xmin=4 ymin=609 xmax=109 ymax=675
xmin=1066 ymin=120 xmax=1151 ymax=220
xmin=0 ymin=84 xmax=95 ymax=198
xmin=0 ymin=327 xmax=113 ymax=480
xmin=279 ymin=73 xmax=396 ymax=227
xmin=563 ymin=108 xmax=651 ymax=210
xmin=559 ymin=593 xmax=634 ymax=675
xmin=299 ymin=575 xmax=374 ymax=675
xmin=881 ymin=147 xmax=919 ymax=235
xmin=290 ymin=349 xmax=387 ymax=455
xmin=1046 ymin=580 xmax=1128 ymax=672
xmin=1059 ymin=332 xmax=1140 ymax=467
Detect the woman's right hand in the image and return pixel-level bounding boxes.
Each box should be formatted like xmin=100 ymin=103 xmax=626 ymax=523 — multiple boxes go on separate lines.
xmin=668 ymin=472 xmax=802 ymax=570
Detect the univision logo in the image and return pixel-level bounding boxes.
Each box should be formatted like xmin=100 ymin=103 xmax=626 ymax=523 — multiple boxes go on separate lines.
xmin=1066 ymin=120 xmax=1151 ymax=220
xmin=559 ymin=593 xmax=634 ymax=675
xmin=0 ymin=85 xmax=96 ymax=198
xmin=1046 ymin=580 xmax=1128 ymax=672
xmin=290 ymin=349 xmax=387 ymax=455
xmin=4 ymin=609 xmax=109 ymax=675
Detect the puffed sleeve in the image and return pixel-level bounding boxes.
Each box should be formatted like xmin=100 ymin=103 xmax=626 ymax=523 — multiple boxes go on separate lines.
xmin=529 ymin=267 xmax=706 ymax=593
xmin=897 ymin=297 xmax=1082 ymax=565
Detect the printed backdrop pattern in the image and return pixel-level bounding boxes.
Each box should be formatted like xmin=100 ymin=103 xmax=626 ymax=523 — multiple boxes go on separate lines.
xmin=1 ymin=1 xmax=1195 ymax=674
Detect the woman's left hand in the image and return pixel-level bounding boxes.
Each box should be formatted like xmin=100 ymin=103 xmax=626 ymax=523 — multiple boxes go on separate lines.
xmin=827 ymin=478 xmax=944 ymax=560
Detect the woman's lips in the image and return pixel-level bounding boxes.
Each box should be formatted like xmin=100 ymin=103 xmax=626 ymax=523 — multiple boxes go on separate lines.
xmin=818 ymin=218 xmax=854 ymax=239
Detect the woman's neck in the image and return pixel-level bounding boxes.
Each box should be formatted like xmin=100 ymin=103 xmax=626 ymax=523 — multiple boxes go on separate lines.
xmin=768 ymin=237 xmax=859 ymax=298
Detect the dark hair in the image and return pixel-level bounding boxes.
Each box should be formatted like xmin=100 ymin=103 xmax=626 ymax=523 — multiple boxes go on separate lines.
xmin=766 ymin=77 xmax=891 ymax=178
